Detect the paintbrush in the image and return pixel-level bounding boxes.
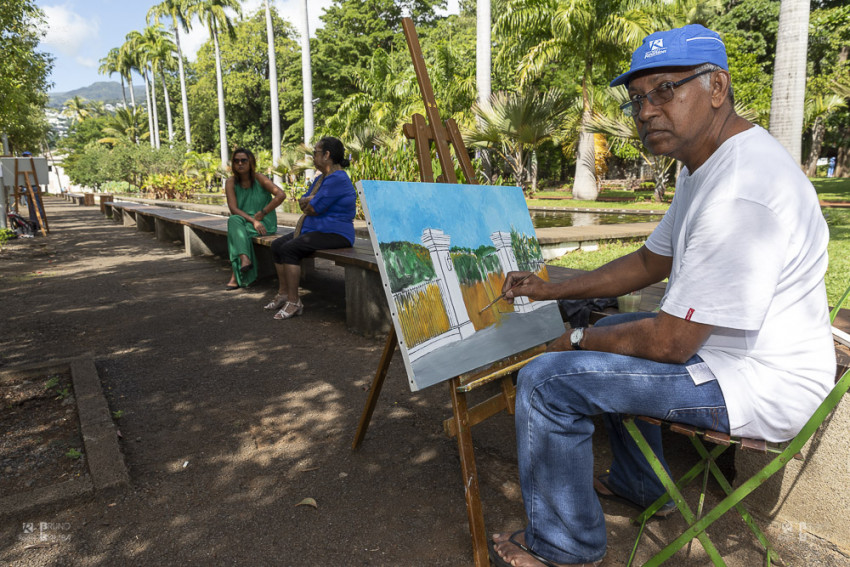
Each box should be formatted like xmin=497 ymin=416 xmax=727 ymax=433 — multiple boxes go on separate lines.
xmin=478 ymin=273 xmax=534 ymax=313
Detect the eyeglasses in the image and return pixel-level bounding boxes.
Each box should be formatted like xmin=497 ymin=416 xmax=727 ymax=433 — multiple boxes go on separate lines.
xmin=233 ymin=158 xmax=249 ymax=164
xmin=312 ymin=149 xmax=325 ymax=156
xmin=620 ymin=69 xmax=714 ymax=118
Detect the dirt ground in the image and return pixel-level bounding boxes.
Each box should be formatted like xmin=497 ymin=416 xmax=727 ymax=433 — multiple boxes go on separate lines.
xmin=0 ymin=198 xmax=847 ymax=566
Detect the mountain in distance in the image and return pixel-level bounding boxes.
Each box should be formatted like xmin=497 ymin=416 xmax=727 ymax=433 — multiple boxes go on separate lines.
xmin=48 ymin=81 xmax=147 ymax=109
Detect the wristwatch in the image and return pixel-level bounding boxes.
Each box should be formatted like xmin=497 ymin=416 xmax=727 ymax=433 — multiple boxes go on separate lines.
xmin=570 ymin=327 xmax=585 ymax=350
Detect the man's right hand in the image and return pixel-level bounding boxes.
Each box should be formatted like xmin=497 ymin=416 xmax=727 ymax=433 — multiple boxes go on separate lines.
xmin=502 ymin=271 xmax=548 ymax=303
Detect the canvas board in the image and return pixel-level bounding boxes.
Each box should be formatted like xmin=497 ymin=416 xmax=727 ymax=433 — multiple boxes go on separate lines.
xmin=357 ymin=180 xmax=566 ymax=391
xmin=1 ymin=158 xmax=49 ymax=188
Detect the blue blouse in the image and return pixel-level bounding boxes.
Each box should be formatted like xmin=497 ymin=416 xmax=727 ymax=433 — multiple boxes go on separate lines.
xmin=301 ymin=170 xmax=356 ymax=245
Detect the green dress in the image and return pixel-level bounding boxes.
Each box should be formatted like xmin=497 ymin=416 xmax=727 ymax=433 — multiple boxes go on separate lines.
xmin=227 ymin=179 xmax=277 ymax=287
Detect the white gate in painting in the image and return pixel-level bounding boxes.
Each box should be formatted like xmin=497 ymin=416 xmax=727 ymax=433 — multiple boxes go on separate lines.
xmin=406 ymin=228 xmax=475 ymax=361
xmin=490 ymin=231 xmax=550 ymax=314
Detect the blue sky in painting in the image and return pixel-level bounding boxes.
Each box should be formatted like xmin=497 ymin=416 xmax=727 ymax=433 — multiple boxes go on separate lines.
xmin=358 ymin=181 xmax=535 ymax=250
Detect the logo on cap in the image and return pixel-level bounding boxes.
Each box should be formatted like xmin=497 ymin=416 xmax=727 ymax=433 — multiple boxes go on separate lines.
xmin=645 ymin=39 xmax=666 ymax=59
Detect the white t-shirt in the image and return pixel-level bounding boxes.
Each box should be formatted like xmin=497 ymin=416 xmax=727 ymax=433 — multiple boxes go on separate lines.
xmin=645 ymin=125 xmax=835 ymax=442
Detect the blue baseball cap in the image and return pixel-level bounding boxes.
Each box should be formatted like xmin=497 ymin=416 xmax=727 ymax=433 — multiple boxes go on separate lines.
xmin=610 ymin=24 xmax=728 ymax=87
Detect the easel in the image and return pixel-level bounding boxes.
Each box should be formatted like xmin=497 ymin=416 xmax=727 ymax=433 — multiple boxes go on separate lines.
xmin=351 ymin=18 xmax=547 ymax=567
xmin=12 ymin=157 xmax=49 ymax=236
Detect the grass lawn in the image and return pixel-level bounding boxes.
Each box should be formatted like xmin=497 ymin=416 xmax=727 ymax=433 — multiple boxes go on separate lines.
xmin=548 ymin=207 xmax=850 ymax=307
xmin=812 ymin=177 xmax=850 ymax=203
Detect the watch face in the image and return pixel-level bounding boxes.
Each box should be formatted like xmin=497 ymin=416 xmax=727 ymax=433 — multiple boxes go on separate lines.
xmin=571 ymin=328 xmax=583 ymax=346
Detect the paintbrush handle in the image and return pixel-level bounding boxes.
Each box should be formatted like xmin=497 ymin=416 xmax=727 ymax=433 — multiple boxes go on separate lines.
xmin=478 ymin=273 xmax=534 ymax=313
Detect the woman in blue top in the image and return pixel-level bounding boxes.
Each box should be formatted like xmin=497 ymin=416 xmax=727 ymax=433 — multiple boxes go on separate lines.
xmin=265 ymin=136 xmax=356 ymax=320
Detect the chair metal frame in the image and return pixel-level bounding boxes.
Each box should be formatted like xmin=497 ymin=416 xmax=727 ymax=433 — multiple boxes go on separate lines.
xmin=623 ymin=365 xmax=850 ymax=566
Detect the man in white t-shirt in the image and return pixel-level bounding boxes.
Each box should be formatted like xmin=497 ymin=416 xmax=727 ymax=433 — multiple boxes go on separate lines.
xmin=489 ymin=24 xmax=836 ymax=567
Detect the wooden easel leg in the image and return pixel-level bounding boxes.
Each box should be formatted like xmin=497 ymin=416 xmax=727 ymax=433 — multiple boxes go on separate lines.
xmin=352 ymin=326 xmax=397 ymax=450
xmin=449 ymin=377 xmax=489 ymax=567
xmin=23 ymin=174 xmax=47 ymax=236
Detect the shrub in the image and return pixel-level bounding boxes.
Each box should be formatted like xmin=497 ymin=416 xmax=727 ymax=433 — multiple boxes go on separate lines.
xmin=141 ymin=173 xmax=205 ymax=201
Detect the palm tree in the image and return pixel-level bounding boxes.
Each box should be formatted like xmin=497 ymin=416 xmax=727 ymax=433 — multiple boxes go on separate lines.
xmin=99 ymin=48 xmax=127 ymax=108
xmin=126 ymin=30 xmax=158 ymax=148
xmin=299 ymin=0 xmax=314 ymax=146
xmin=325 ymin=48 xmax=421 ymax=141
xmin=187 ymin=0 xmax=242 ymax=172
xmin=466 ymin=88 xmax=572 ymax=193
xmin=147 ymin=0 xmax=194 ymax=148
xmin=769 ymin=0 xmax=810 ymax=165
xmin=496 ymin=0 xmax=657 ymax=200
xmin=264 ymin=0 xmax=282 ymax=183
xmin=118 ymin=41 xmax=138 ymax=110
xmin=98 ymin=106 xmax=150 ymax=146
xmin=804 ymin=93 xmax=846 ymax=177
xmin=62 ymin=96 xmax=91 ymax=125
xmin=477 ymin=0 xmax=492 ymax=107
xmin=144 ymin=25 xmax=179 ymax=144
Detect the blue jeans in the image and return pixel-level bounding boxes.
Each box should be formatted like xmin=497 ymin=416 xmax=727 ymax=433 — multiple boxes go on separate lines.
xmin=515 ymin=313 xmax=729 ymax=564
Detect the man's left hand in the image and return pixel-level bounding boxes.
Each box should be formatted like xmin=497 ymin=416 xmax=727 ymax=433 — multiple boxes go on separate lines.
xmin=546 ymin=333 xmax=573 ymax=352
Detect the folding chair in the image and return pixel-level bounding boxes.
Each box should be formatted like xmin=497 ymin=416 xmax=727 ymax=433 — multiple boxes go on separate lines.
xmin=622 ymin=363 xmax=850 ymax=566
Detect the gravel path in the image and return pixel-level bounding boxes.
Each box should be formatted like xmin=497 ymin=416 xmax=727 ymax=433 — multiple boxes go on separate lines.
xmin=0 ymin=197 xmax=846 ymax=566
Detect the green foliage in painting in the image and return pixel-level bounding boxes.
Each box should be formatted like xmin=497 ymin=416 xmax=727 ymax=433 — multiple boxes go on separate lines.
xmin=510 ymin=227 xmax=543 ymax=272
xmin=450 ymin=245 xmax=502 ymax=286
xmin=380 ymin=241 xmax=436 ymax=293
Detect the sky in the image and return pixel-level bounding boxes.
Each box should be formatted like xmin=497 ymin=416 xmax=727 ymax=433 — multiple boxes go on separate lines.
xmin=36 ymin=0 xmax=461 ymax=94
xmin=359 ymin=181 xmax=534 ymax=249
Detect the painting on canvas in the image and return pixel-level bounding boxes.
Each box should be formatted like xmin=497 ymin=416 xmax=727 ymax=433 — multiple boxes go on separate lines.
xmin=357 ymin=180 xmax=566 ymax=391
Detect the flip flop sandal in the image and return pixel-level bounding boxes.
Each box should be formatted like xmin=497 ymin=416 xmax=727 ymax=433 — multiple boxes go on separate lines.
xmin=240 ymin=262 xmax=253 ymax=274
xmin=488 ymin=530 xmax=602 ymax=567
xmin=594 ymin=474 xmax=675 ymax=519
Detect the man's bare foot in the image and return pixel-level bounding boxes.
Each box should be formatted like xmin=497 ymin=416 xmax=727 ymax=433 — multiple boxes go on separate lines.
xmin=490 ymin=531 xmax=602 ymax=567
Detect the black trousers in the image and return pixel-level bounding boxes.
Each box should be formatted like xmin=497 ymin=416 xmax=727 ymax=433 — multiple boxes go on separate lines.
xmin=271 ymin=231 xmax=351 ymax=265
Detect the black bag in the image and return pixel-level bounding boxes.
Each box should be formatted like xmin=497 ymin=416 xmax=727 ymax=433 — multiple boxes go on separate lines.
xmin=557 ymin=297 xmax=619 ymax=328
xmin=7 ymin=211 xmax=37 ymax=236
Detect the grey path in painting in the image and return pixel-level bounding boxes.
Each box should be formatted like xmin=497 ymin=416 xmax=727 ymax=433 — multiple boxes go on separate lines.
xmin=407 ymin=303 xmax=566 ymax=390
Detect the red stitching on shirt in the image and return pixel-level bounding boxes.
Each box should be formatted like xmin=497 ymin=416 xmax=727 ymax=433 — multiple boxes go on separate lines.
xmin=686 ymin=308 xmax=695 ymax=321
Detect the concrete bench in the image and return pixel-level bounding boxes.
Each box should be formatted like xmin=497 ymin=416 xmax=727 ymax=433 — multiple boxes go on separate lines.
xmin=103 ymin=200 xmax=390 ymax=337
xmin=65 ymin=193 xmax=86 ymax=206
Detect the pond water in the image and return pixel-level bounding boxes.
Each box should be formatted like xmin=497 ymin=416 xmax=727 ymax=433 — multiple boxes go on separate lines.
xmin=174 ymin=195 xmax=663 ymax=228
xmin=530 ymin=210 xmax=663 ymax=228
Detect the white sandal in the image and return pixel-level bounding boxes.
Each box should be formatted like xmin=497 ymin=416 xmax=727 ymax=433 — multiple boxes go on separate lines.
xmin=263 ymin=293 xmax=288 ymax=310
xmin=273 ymin=301 xmax=303 ymax=320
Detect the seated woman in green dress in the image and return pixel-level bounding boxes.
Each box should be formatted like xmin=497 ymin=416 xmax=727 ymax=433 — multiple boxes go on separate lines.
xmin=225 ymin=148 xmax=286 ymax=289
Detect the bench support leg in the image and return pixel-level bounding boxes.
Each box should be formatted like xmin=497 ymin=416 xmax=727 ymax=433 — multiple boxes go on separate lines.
xmin=122 ymin=211 xmax=136 ymax=228
xmin=155 ymin=217 xmax=184 ymax=243
xmin=136 ymin=214 xmax=154 ymax=233
xmin=344 ymin=266 xmax=391 ymax=337
xmin=184 ymin=226 xmax=215 ymax=256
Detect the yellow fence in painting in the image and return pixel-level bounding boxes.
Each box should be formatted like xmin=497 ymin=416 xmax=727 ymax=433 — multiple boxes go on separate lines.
xmin=394 ymin=281 xmax=452 ymax=348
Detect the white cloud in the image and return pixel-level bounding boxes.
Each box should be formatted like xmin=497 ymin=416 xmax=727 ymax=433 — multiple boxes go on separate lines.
xmin=42 ymin=4 xmax=100 ymax=57
xmin=75 ymin=56 xmax=99 ymax=68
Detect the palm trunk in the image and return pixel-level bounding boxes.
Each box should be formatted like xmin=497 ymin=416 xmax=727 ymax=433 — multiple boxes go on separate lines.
xmin=265 ymin=0 xmax=282 ymax=184
xmin=120 ymin=77 xmax=128 ymax=109
xmin=161 ymin=70 xmax=174 ymax=143
xmin=476 ymin=0 xmax=492 ymax=182
xmin=805 ymin=116 xmax=825 ymax=177
xmin=128 ymin=73 xmax=137 ymax=109
xmin=148 ymin=67 xmax=161 ymax=149
xmin=573 ymin=62 xmax=598 ymax=201
xmin=213 ymin=26 xmax=229 ymax=171
xmin=769 ymin=0 xmax=810 ymax=164
xmin=174 ymin=24 xmax=192 ymax=148
xmin=300 ymin=0 xmax=314 ymax=145
xmin=143 ymin=71 xmax=155 ymax=148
